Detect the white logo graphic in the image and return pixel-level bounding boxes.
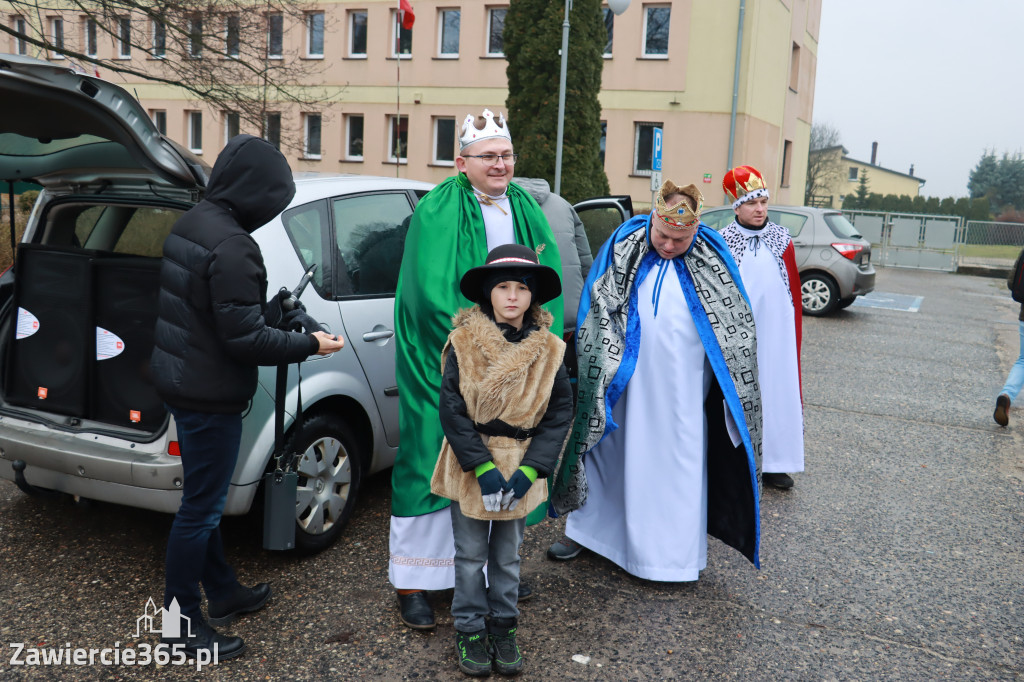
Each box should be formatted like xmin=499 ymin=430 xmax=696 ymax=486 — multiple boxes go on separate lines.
xmin=135 ymin=597 xmax=194 ymax=639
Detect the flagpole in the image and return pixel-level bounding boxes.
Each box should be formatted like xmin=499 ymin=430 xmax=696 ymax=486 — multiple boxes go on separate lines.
xmin=395 ymin=0 xmax=400 ymax=178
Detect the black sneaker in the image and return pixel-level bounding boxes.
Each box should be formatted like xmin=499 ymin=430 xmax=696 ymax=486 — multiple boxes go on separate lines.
xmin=517 ymin=581 xmax=533 ymax=602
xmin=488 ymin=617 xmax=523 ymax=676
xmin=455 ymin=629 xmax=492 ymax=677
xmin=762 ymin=472 xmax=795 ymax=490
xmin=994 ymin=394 xmax=1011 ymax=427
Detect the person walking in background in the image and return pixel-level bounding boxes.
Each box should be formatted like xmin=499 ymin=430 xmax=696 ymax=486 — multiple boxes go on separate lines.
xmin=994 ymin=245 xmax=1024 ymax=426
xmin=719 ymin=165 xmax=804 ymax=490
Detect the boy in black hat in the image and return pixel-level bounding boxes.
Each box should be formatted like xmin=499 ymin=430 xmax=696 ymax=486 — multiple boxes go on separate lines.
xmin=431 ymin=244 xmax=573 ymax=677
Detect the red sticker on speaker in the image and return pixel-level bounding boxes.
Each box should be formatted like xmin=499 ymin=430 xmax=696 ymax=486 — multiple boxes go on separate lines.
xmin=129 ymin=410 xmax=141 ymax=423
xmin=37 ymin=387 xmax=48 ymax=399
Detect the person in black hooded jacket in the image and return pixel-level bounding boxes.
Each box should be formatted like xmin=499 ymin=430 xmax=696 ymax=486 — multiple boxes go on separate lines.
xmin=150 ymin=135 xmax=344 ymax=660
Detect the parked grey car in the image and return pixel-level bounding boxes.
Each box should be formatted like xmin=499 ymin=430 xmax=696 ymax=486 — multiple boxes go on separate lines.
xmin=701 ymin=204 xmax=876 ymax=316
xmin=0 ymin=53 xmax=432 ymax=551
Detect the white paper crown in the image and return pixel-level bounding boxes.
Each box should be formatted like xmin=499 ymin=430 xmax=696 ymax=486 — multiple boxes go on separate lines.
xmin=459 ymin=109 xmax=512 ymax=151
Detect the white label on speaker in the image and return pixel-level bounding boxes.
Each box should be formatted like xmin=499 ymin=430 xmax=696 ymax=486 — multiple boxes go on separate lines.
xmin=15 ymin=307 xmax=40 ymax=339
xmin=96 ymin=327 xmax=125 ymax=360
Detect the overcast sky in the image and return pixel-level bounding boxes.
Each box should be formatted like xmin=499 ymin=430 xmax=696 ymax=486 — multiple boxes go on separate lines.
xmin=813 ymin=0 xmax=1023 ymax=198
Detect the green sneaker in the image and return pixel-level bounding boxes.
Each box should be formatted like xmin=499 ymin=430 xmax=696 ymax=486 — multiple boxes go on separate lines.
xmin=487 ymin=618 xmax=523 ymax=676
xmin=455 ymin=629 xmax=492 ymax=677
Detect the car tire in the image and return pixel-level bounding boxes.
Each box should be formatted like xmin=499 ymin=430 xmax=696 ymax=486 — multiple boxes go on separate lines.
xmin=837 ymin=296 xmax=857 ymax=310
xmin=800 ymin=273 xmax=839 ymax=316
xmin=282 ymin=413 xmax=363 ymax=553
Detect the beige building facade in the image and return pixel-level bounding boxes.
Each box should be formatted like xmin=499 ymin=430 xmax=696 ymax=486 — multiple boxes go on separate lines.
xmin=810 ymin=145 xmax=926 ymax=209
xmin=3 ymin=0 xmax=820 ymax=208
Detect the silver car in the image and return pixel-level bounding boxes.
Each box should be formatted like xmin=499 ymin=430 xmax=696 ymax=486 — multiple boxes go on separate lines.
xmin=0 ymin=54 xmax=431 ymax=551
xmin=701 ymin=204 xmax=876 ymax=316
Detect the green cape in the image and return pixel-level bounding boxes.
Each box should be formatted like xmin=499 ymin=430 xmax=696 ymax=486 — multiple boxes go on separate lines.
xmin=392 ymin=174 xmax=564 ymax=523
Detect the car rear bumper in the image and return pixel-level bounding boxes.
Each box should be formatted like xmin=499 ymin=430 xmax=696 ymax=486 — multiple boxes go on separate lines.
xmin=852 ymin=266 xmax=876 ymax=297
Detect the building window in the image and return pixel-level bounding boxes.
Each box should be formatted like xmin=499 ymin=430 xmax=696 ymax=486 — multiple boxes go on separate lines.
xmin=781 ymin=139 xmax=792 ymax=187
xmin=438 ymin=9 xmax=459 ymax=57
xmin=391 ymin=10 xmax=412 ymax=58
xmin=267 ymin=14 xmax=283 ymax=59
xmin=388 ymin=115 xmax=409 ymax=163
xmin=433 ymin=117 xmax=456 ymax=165
xmin=306 ymin=12 xmax=324 ymax=57
xmin=117 ymin=17 xmax=131 ymax=59
xmin=633 ymin=121 xmax=661 ymax=175
xmin=642 ymin=5 xmax=670 ymax=57
xmin=188 ymin=111 xmax=203 ymax=153
xmin=224 ymin=111 xmax=240 ymax=143
xmin=189 ymin=16 xmax=202 ymax=58
xmin=602 ymin=8 xmax=613 ymax=57
xmin=789 ymin=42 xmax=800 ymax=91
xmin=225 ymin=15 xmax=240 ymax=58
xmin=151 ymin=110 xmax=167 ymax=135
xmin=487 ymin=8 xmax=507 ymax=56
xmin=84 ymin=18 xmax=98 ymax=57
xmin=49 ymin=17 xmax=64 ymax=59
xmin=349 ymin=11 xmax=367 ymax=57
xmin=304 ymin=113 xmax=322 ymax=159
xmin=264 ymin=112 xmax=281 ymax=149
xmin=599 ymin=121 xmax=607 ymax=165
xmin=848 ymin=166 xmax=859 ymax=181
xmin=14 ymin=17 xmax=28 ymax=56
xmin=152 ymin=20 xmax=165 ymax=58
xmin=345 ymin=114 xmax=364 ymax=160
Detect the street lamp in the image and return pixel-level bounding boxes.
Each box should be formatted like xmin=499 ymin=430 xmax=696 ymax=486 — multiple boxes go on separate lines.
xmin=554 ymin=0 xmax=631 ymax=196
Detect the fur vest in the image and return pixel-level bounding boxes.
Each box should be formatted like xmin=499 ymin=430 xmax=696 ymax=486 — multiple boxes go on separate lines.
xmin=431 ymin=306 xmax=566 ymax=520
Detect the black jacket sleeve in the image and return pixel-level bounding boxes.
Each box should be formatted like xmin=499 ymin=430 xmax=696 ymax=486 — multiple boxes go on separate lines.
xmin=438 ymin=350 xmax=494 ymax=472
xmin=520 ymin=364 xmax=573 ymax=478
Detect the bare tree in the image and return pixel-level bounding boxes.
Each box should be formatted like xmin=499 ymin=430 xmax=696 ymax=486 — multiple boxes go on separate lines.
xmin=0 ymin=0 xmax=338 ymax=153
xmin=805 ymin=122 xmax=844 ymax=206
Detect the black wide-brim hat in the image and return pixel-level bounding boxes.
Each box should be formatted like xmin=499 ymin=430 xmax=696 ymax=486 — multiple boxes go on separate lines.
xmin=460 ymin=243 xmax=562 ymax=305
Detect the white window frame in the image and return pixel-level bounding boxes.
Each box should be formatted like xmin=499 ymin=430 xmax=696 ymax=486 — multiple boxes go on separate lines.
xmin=632 ymin=121 xmax=661 ymax=176
xmin=348 ymin=10 xmax=367 ymax=58
xmin=150 ymin=110 xmax=167 ymax=135
xmin=224 ymin=14 xmax=240 ymax=59
xmin=267 ymin=13 xmax=283 ymax=59
xmin=602 ymin=8 xmax=613 ymax=58
xmin=264 ymin=112 xmax=282 ymax=149
xmin=84 ymin=18 xmax=98 ymax=57
xmin=388 ymin=114 xmax=409 ymax=164
xmin=345 ymin=114 xmax=364 ymax=161
xmin=151 ymin=20 xmax=166 ymax=58
xmin=117 ymin=17 xmax=131 ymax=59
xmin=437 ymin=9 xmax=459 ymax=58
xmin=390 ymin=10 xmax=412 ymax=59
xmin=304 ymin=113 xmax=322 ymax=159
xmin=641 ymin=4 xmax=670 ymax=58
xmin=432 ymin=117 xmax=456 ymax=166
xmin=224 ymin=111 xmax=240 ymax=143
xmin=49 ymin=17 xmax=65 ymax=59
xmin=486 ymin=8 xmax=507 ymax=57
xmin=306 ymin=12 xmax=324 ymax=58
xmin=14 ymin=17 xmax=28 ymax=56
xmin=187 ymin=111 xmax=203 ymax=154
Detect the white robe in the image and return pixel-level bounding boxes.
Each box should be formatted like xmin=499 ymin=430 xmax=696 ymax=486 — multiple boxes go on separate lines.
xmin=566 ymin=258 xmax=712 ymax=581
xmin=734 ymin=227 xmax=804 ymax=473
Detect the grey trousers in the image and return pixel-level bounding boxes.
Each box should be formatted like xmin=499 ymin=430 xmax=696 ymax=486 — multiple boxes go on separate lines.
xmin=449 ymin=502 xmax=525 ymax=632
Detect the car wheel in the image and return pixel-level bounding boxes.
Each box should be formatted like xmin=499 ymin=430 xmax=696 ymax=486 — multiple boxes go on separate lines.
xmin=837 ymin=296 xmax=857 ymax=310
xmin=800 ymin=273 xmax=839 ymax=316
xmin=284 ymin=413 xmax=363 ymax=553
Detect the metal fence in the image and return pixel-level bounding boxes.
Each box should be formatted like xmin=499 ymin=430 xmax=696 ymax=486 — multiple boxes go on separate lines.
xmin=844 ymin=210 xmax=962 ymax=272
xmin=959 ymin=221 xmax=1024 ymax=271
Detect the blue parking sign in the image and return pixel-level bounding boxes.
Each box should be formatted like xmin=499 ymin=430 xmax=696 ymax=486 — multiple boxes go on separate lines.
xmin=652 ymin=127 xmax=663 ymax=172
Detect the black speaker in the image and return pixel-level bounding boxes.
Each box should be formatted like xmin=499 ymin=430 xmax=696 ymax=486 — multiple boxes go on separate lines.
xmin=6 ymin=246 xmax=94 ymax=417
xmin=91 ymin=256 xmax=166 ymax=430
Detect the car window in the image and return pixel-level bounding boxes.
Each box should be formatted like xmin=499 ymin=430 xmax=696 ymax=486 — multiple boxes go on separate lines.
xmin=576 ymin=205 xmax=626 ymax=258
xmin=53 ymin=203 xmax=180 ymax=256
xmin=823 ymin=212 xmax=862 ymax=239
xmin=282 ymin=200 xmax=329 ymax=295
xmin=332 ymin=192 xmax=415 ymax=297
xmin=767 ymin=210 xmax=807 ymax=238
xmin=112 ymin=208 xmax=179 ymax=257
xmin=700 ymin=208 xmax=734 ymax=232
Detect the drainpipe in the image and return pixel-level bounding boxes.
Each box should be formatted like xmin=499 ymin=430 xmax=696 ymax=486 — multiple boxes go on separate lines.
xmin=726 ymin=0 xmax=746 ymax=201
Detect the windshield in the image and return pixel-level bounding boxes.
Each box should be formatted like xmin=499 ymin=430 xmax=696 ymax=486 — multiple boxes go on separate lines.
xmin=824 ymin=212 xmax=862 ymax=239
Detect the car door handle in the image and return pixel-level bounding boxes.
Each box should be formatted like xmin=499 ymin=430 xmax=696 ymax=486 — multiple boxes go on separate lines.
xmin=363 ymin=329 xmax=395 ymax=342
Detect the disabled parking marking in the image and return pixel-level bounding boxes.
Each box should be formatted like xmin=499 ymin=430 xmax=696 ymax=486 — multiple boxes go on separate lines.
xmin=850 ymin=291 xmax=923 ymax=312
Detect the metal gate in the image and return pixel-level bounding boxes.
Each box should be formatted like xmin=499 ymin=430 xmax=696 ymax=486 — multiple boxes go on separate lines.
xmin=844 ymin=210 xmax=961 ymax=272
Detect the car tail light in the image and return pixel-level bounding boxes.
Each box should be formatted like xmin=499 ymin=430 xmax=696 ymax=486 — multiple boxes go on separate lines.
xmin=831 ymin=243 xmax=863 ymax=261
xmin=168 ymin=441 xmax=181 ymax=457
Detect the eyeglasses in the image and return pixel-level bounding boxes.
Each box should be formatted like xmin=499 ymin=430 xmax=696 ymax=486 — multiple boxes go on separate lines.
xmin=462 ymin=153 xmax=519 ymax=165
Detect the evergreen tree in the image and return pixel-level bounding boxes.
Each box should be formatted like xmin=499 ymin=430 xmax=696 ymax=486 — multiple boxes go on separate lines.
xmin=854 ymin=169 xmax=870 ymax=208
xmin=505 ymin=0 xmax=609 ymax=203
xmin=968 ymin=151 xmax=998 ymax=201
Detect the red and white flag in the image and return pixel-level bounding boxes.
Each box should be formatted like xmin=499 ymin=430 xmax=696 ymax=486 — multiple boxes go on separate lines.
xmin=399 ymin=0 xmax=415 ymax=29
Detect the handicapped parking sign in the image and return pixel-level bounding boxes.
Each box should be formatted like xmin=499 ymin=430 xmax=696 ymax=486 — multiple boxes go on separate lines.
xmin=652 ymin=127 xmax=663 ymax=172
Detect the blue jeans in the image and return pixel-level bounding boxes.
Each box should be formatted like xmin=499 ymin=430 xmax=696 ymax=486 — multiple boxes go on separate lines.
xmin=164 ymin=406 xmax=243 ymax=621
xmin=1000 ymin=321 xmax=1024 ymax=404
xmin=450 ymin=503 xmax=525 ymax=633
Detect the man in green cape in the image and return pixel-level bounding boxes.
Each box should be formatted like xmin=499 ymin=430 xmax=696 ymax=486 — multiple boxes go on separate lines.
xmin=389 ymin=109 xmax=564 ymax=629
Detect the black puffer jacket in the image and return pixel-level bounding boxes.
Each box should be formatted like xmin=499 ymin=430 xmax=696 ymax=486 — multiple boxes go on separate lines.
xmin=151 ymin=135 xmax=319 ymax=413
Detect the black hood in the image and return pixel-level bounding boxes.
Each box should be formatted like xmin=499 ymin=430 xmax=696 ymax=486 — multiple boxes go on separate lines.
xmin=204 ymin=134 xmax=295 ymax=232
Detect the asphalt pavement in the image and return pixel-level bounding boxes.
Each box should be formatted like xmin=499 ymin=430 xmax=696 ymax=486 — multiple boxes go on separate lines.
xmin=0 ymin=266 xmax=1021 ymax=681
